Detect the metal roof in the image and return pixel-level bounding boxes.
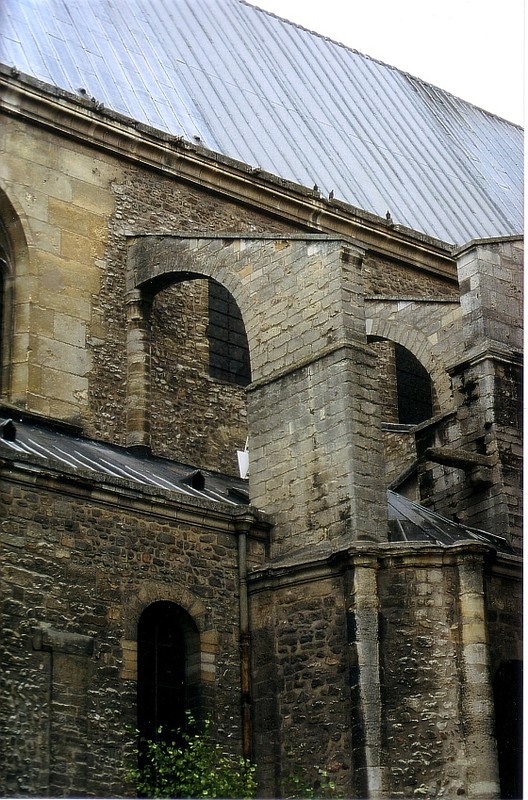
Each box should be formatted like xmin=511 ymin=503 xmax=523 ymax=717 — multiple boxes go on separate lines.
xmin=0 ymin=0 xmax=523 ymax=244
xmin=0 ymin=414 xmax=514 ymax=553
xmin=0 ymin=415 xmax=250 ymax=507
xmin=388 ymin=489 xmax=515 ymax=554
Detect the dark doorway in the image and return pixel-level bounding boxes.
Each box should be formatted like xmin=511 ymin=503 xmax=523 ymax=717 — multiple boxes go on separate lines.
xmin=137 ymin=601 xmax=197 ymax=741
xmin=493 ymin=659 xmax=522 ymax=799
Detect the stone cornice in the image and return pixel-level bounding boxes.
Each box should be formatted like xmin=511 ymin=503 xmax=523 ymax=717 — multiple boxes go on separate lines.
xmin=0 ymin=67 xmax=457 ymax=279
xmin=248 ymin=539 xmax=521 ymax=593
xmin=447 ymin=341 xmax=523 ymax=375
xmin=454 ymin=234 xmax=524 ymax=258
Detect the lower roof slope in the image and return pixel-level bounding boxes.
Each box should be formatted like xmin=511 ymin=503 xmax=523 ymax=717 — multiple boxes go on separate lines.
xmin=0 ymin=0 xmax=523 ymax=245
xmin=0 ymin=412 xmax=515 ymax=556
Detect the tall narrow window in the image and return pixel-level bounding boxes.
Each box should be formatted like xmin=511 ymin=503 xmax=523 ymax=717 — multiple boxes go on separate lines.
xmin=493 ymin=660 xmax=522 ymax=799
xmin=208 ymin=280 xmax=251 ymax=386
xmin=137 ymin=602 xmax=197 ymax=741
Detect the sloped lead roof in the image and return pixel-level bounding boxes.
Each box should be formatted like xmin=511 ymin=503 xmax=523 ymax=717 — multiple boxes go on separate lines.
xmin=0 ymin=0 xmax=523 ymax=244
xmin=0 ymin=414 xmax=515 ymax=554
xmin=0 ymin=414 xmax=250 ymax=506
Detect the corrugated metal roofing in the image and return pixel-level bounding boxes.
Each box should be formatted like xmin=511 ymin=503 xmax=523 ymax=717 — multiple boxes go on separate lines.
xmin=387 ymin=490 xmax=515 ymax=554
xmin=0 ymin=0 xmax=523 ymax=244
xmin=0 ymin=415 xmax=514 ymax=553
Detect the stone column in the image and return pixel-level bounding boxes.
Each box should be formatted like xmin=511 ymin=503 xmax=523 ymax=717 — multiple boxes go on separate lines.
xmin=125 ymin=289 xmax=152 ymax=448
xmin=247 ymin=241 xmax=387 ymax=555
xmin=456 ymin=550 xmax=500 ymax=798
xmin=450 ymin=238 xmax=523 ymax=546
xmin=347 ymin=555 xmax=386 ymax=799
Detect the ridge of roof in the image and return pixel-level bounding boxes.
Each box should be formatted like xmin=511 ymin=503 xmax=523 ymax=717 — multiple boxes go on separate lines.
xmin=242 ymin=0 xmax=523 ymax=129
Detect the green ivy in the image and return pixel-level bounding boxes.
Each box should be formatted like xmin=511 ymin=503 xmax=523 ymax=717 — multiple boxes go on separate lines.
xmin=128 ymin=712 xmax=257 ymax=799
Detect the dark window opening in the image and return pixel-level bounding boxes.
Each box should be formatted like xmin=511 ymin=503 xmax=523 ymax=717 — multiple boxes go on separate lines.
xmin=395 ymin=343 xmax=433 ymax=424
xmin=137 ymin=601 xmax=197 ymax=743
xmin=208 ymin=280 xmax=251 ymax=386
xmin=493 ymin=659 xmax=522 ymax=799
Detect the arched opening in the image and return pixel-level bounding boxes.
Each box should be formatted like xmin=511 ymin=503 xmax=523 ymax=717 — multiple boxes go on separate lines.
xmin=138 ymin=275 xmax=250 ymax=474
xmin=0 ymin=227 xmax=13 ymax=399
xmin=137 ymin=601 xmax=201 ymax=742
xmin=208 ymin=279 xmax=251 ymax=387
xmin=367 ymin=337 xmax=433 ymax=425
xmin=493 ymin=659 xmax=522 ymax=799
xmin=394 ymin=343 xmax=433 ymax=424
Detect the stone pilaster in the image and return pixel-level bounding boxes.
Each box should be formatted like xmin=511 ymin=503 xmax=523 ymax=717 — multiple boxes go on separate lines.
xmin=457 ymin=551 xmax=500 ymax=799
xmin=346 ymin=555 xmax=386 ymax=799
xmin=125 ymin=289 xmax=152 ymax=448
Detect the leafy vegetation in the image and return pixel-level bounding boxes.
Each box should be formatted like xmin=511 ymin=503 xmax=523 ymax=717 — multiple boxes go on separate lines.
xmin=128 ymin=713 xmax=257 ymax=799
xmin=128 ymin=712 xmax=341 ymax=799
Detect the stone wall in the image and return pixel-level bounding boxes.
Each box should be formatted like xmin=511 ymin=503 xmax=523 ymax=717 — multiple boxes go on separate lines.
xmin=149 ymin=280 xmax=248 ymax=475
xmin=250 ymin=571 xmax=356 ymax=797
xmin=0 ymin=454 xmax=266 ymax=797
xmin=414 ymin=239 xmax=523 ymax=550
xmin=1 ymin=110 xmax=467 ymax=487
xmin=249 ymin=542 xmax=517 ymax=799
xmin=0 ymin=86 xmax=523 ymax=800
xmin=378 ymin=555 xmax=465 ymax=797
xmin=0 ymin=115 xmax=290 ymax=471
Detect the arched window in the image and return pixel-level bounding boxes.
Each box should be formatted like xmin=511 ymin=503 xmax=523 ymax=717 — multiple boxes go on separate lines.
xmin=207 ymin=280 xmax=251 ymax=387
xmin=146 ymin=276 xmax=250 ymax=473
xmin=394 ymin=343 xmax=433 ymax=424
xmin=368 ymin=337 xmax=433 ymax=425
xmin=0 ymin=236 xmax=12 ymax=398
xmin=137 ymin=602 xmax=200 ymax=742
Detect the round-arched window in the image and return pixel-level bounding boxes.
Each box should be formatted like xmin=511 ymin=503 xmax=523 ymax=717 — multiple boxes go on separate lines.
xmin=137 ymin=601 xmax=199 ymax=741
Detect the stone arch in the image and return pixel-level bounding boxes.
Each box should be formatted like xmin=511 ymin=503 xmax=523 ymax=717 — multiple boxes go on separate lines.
xmin=123 ymin=583 xmax=213 ymax=639
xmin=125 ymin=235 xmax=259 ymax=453
xmin=126 ymin=234 xmax=388 ymax=549
xmin=0 ymin=186 xmax=31 ymax=402
xmin=365 ymin=317 xmax=453 ymax=414
xmin=121 ymin=584 xmax=218 ymax=715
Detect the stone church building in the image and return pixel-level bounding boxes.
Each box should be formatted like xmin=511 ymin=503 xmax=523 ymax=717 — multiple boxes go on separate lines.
xmin=0 ymin=1 xmax=523 ymax=797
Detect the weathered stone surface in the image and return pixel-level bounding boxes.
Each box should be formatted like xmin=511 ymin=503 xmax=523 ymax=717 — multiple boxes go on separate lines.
xmin=0 ymin=79 xmax=522 ymax=800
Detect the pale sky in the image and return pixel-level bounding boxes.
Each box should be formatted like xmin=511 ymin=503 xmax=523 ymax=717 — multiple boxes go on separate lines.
xmin=248 ymin=0 xmax=525 ymax=126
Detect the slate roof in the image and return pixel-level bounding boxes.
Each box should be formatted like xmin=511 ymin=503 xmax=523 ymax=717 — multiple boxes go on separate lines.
xmin=0 ymin=0 xmax=523 ymax=245
xmin=0 ymin=413 xmax=515 ymax=554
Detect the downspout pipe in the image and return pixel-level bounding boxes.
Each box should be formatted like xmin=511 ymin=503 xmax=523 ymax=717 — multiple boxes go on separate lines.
xmin=235 ymin=515 xmax=253 ymax=761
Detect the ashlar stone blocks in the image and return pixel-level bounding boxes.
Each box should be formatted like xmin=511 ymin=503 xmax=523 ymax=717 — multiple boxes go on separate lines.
xmin=128 ymin=235 xmax=388 ymax=552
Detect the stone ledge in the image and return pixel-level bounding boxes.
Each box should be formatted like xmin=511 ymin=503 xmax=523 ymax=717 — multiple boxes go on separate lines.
xmin=32 ymin=625 xmax=94 ymax=656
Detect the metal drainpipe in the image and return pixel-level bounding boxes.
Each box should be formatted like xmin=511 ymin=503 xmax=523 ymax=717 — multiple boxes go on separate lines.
xmin=236 ymin=515 xmax=253 ymax=760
